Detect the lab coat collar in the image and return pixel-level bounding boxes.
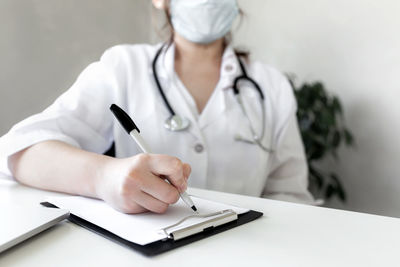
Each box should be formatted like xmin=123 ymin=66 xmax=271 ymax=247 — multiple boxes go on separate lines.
xmin=220 ymin=44 xmax=241 ymax=82
xmin=155 ymin=43 xmax=174 ymax=80
xmin=156 ymin=42 xmax=241 ymax=86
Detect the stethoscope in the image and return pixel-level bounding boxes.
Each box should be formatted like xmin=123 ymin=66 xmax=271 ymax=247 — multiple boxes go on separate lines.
xmin=152 ymin=44 xmax=273 ymax=153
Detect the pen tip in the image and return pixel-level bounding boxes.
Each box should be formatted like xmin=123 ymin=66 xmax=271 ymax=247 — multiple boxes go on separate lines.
xmin=191 ymin=206 xmax=197 ymax=212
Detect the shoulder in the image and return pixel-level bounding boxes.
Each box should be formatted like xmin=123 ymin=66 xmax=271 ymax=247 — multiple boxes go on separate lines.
xmin=99 ymin=43 xmax=161 ymax=69
xmin=246 ymin=60 xmax=299 ymax=138
xmin=91 ymin=43 xmax=162 ymax=85
xmin=248 ymin=60 xmax=296 ymax=107
xmin=249 ymin=61 xmax=291 ymax=92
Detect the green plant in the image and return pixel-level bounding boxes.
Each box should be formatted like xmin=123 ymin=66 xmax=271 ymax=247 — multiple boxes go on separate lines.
xmin=289 ymin=78 xmax=355 ymax=203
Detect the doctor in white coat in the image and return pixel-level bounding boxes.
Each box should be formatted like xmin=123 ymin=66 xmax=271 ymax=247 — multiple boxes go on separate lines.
xmin=0 ymin=0 xmax=313 ymax=213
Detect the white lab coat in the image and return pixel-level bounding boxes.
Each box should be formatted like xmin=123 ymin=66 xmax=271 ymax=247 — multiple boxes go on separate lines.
xmin=0 ymin=43 xmax=313 ymax=204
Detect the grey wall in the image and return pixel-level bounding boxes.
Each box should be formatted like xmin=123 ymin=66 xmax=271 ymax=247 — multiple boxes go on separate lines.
xmin=0 ymin=0 xmax=151 ymax=135
xmin=235 ymin=0 xmax=400 ymax=217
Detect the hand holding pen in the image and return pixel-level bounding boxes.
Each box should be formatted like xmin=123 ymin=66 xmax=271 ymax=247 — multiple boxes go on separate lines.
xmin=109 ymin=104 xmax=197 ymax=213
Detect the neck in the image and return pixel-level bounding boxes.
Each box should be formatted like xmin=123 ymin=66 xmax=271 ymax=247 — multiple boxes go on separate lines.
xmin=173 ymin=34 xmax=225 ymax=66
xmin=171 ymin=35 xmax=225 ymax=113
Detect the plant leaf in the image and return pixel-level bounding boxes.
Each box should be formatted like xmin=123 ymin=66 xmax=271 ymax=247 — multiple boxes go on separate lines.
xmin=332 ymin=130 xmax=341 ymax=148
xmin=344 ymin=129 xmax=355 ymax=146
xmin=293 ymin=80 xmax=354 ymax=204
xmin=325 ymin=184 xmax=335 ymax=200
xmin=309 ymin=166 xmax=325 ymax=190
xmin=332 ymin=96 xmax=343 ymax=116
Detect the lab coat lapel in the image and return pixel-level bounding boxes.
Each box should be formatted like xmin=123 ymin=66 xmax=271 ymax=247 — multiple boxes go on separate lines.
xmin=198 ymin=46 xmax=240 ymax=130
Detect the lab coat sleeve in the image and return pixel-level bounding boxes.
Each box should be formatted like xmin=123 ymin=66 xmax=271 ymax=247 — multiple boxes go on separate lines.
xmin=262 ymin=76 xmax=314 ymax=204
xmin=0 ymin=47 xmax=122 ymax=178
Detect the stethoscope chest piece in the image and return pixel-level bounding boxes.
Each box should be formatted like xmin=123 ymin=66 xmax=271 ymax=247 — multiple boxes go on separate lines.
xmin=164 ymin=115 xmax=191 ymax=132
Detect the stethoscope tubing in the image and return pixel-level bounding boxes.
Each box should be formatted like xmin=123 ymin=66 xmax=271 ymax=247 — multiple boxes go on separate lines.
xmin=152 ymin=43 xmax=272 ymax=152
xmin=153 ymin=44 xmax=265 ymax=116
xmin=152 ymin=45 xmax=176 ymax=116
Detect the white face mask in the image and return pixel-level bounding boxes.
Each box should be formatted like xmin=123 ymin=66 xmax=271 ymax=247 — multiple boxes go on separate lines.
xmin=170 ymin=0 xmax=239 ymax=44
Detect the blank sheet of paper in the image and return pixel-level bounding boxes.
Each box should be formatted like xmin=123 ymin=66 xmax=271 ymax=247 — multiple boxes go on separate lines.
xmin=47 ymin=196 xmax=249 ymax=245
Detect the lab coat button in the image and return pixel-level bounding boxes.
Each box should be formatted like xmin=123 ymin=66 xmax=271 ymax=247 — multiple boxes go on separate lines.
xmin=224 ymin=64 xmax=233 ymax=72
xmin=194 ymin=144 xmax=204 ymax=153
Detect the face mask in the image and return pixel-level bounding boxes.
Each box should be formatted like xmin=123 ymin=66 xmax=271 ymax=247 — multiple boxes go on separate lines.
xmin=170 ymin=0 xmax=239 ymax=44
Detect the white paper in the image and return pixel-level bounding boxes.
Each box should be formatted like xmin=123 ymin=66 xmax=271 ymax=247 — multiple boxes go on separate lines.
xmin=46 ymin=196 xmax=249 ymax=245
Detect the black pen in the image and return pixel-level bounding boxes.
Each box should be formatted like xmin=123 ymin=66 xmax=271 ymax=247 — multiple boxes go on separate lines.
xmin=110 ymin=104 xmax=198 ymax=212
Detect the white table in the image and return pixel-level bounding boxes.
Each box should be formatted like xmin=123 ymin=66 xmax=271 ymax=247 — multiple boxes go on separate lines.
xmin=1 ymin=177 xmax=399 ymax=267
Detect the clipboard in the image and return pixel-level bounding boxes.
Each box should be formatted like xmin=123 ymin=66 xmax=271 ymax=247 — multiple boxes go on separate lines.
xmin=41 ymin=200 xmax=262 ymax=256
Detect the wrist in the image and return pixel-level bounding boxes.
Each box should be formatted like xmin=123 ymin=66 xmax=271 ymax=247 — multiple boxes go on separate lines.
xmin=92 ymin=155 xmax=119 ymax=200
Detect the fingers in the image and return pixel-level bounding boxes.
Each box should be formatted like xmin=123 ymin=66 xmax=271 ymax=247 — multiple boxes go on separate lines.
xmin=120 ymin=203 xmax=147 ymax=214
xmin=133 ymin=190 xmax=169 ymax=214
xmin=145 ymin=154 xmax=191 ymax=192
xmin=111 ymin=154 xmax=193 ymax=214
xmin=140 ymin=173 xmax=180 ymax=205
